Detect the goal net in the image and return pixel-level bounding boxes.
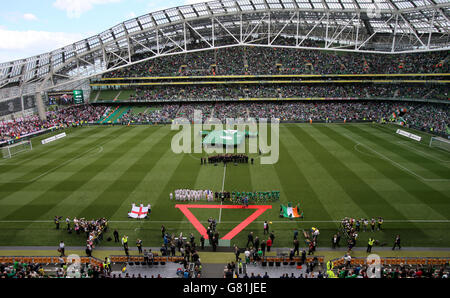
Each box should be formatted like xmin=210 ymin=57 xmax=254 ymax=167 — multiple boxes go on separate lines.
xmin=429 ymin=137 xmax=450 ymax=152
xmin=1 ymin=140 xmax=33 ymax=159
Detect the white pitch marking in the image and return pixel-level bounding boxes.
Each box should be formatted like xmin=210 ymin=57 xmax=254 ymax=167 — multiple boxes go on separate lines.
xmin=1 ymin=219 xmax=449 ymax=224
xmin=345 ymin=134 xmax=450 ymax=182
xmin=218 ymin=164 xmax=227 ymax=224
xmin=3 ymin=144 xmax=105 ymax=184
xmin=396 ymin=141 xmax=450 ymax=163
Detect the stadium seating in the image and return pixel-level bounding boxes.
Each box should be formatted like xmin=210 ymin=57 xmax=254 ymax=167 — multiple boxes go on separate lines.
xmin=331 ymin=256 xmax=450 ymax=268
xmin=104 ymin=46 xmax=448 ymax=78
xmin=97 ymin=84 xmax=448 ymax=103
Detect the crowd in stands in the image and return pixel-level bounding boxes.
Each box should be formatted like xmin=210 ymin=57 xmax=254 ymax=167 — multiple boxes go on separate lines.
xmin=0 ymin=105 xmax=107 ymax=143
xmin=332 ymin=262 xmax=449 ymax=279
xmin=2 ymin=255 xmax=447 ymax=279
xmin=175 ymin=103 xmax=214 ymax=121
xmin=104 ymin=44 xmax=448 ymax=78
xmin=1 ymin=261 xmax=45 ymax=278
xmin=116 ymin=84 xmax=448 ymax=102
xmin=0 ymin=258 xmax=105 ymax=278
xmin=119 ymin=105 xmax=179 ymax=124
xmin=1 ymin=101 xmax=448 ymax=143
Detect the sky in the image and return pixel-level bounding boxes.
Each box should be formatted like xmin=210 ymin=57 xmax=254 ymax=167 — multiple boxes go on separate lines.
xmin=0 ymin=0 xmax=208 ymax=63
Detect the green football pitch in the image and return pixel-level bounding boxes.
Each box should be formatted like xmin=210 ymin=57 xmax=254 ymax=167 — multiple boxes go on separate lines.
xmin=0 ymin=123 xmax=449 ymax=249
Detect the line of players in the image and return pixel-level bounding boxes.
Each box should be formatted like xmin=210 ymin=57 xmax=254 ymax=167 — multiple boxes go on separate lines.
xmin=341 ymin=217 xmax=384 ymax=241
xmin=206 ymin=154 xmax=249 ymax=164
xmin=171 ymin=189 xmax=215 ymax=201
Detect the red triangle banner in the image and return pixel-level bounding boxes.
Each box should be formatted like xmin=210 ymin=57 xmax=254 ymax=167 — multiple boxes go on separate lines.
xmin=175 ymin=204 xmax=272 ymax=240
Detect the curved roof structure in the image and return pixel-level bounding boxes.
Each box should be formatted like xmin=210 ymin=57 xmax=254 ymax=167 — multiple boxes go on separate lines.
xmin=0 ymin=0 xmax=449 ymax=98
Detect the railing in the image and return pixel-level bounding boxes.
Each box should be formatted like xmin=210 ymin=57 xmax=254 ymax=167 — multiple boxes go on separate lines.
xmin=109 ymin=255 xmax=183 ymax=264
xmin=330 ymin=257 xmax=450 ymax=267
xmin=0 ymin=126 xmax=60 ymax=147
xmin=90 ymin=97 xmax=449 ymax=105
xmin=261 ymin=255 xmax=325 ymax=266
xmin=0 ymin=255 xmax=186 ymax=266
xmin=0 ymin=256 xmax=103 ymax=267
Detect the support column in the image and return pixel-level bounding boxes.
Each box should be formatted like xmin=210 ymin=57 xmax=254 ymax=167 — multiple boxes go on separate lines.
xmin=35 ymin=92 xmax=47 ymax=121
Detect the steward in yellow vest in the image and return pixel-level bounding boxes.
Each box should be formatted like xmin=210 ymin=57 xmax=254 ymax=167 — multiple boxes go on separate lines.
xmin=367 ymin=238 xmax=375 ymax=253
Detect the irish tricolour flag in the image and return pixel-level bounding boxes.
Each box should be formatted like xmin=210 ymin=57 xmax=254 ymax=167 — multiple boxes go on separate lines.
xmin=281 ymin=204 xmax=303 ymax=219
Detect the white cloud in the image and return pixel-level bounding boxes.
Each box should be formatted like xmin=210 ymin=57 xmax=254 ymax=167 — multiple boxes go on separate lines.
xmin=23 ymin=13 xmax=38 ymax=21
xmin=184 ymin=0 xmax=213 ymax=4
xmin=53 ymin=0 xmax=122 ymax=18
xmin=125 ymin=11 xmax=136 ymax=19
xmin=0 ymin=28 xmax=85 ymax=62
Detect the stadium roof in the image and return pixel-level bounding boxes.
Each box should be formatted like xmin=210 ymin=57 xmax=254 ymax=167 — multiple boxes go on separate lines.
xmin=0 ymin=0 xmax=449 ymax=98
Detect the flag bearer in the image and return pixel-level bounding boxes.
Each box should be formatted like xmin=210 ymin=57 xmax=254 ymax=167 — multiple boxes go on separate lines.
xmin=377 ymin=217 xmax=384 ymax=231
xmin=370 ymin=218 xmax=376 ymax=232
xmin=54 ymin=216 xmax=60 ymax=230
xmin=136 ymin=239 xmax=143 ymax=254
xmin=363 ymin=219 xmax=369 ymax=232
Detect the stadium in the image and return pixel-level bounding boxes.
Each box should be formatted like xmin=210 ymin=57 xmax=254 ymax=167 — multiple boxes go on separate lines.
xmin=0 ymin=0 xmax=449 ymax=280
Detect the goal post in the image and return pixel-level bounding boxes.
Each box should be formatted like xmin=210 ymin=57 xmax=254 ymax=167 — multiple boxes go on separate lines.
xmin=1 ymin=140 xmax=33 ymax=159
xmin=429 ymin=137 xmax=450 ymax=152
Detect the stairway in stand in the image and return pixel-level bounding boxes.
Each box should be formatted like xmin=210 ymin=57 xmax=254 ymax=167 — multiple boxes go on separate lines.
xmin=201 ymin=263 xmax=226 ymax=278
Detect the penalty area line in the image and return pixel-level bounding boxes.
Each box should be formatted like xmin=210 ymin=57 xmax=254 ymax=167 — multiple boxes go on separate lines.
xmin=396 ymin=141 xmax=450 ymax=164
xmin=344 ymin=134 xmax=450 ymax=183
xmin=2 ymin=143 xmax=106 ymax=184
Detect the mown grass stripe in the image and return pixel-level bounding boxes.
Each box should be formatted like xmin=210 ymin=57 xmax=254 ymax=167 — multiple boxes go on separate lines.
xmin=317 ymin=125 xmax=447 ymax=243
xmin=3 ymin=127 xmax=156 ymax=245
xmin=0 ymin=127 xmax=127 ymax=202
xmin=42 ymin=127 xmax=166 ymax=220
xmin=0 ymin=127 xmax=100 ymax=170
xmin=225 ymin=162 xmax=252 ymax=194
xmin=337 ymin=125 xmax=450 ymax=219
xmin=108 ymin=152 xmax=186 ymax=220
xmin=157 ymin=147 xmax=209 ymax=236
xmin=287 ymin=125 xmax=416 ymax=221
xmin=276 ymin=128 xmax=334 ymax=222
xmin=370 ymin=124 xmax=450 ymax=163
xmin=0 ymin=127 xmax=103 ymax=179
xmin=2 ymin=126 xmax=135 ymax=220
xmin=356 ymin=125 xmax=450 ymax=180
xmin=281 ymin=126 xmax=367 ymax=221
xmin=76 ymin=128 xmax=175 ymax=219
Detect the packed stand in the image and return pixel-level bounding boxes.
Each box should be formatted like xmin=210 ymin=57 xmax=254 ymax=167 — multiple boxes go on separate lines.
xmin=118 ymin=101 xmax=448 ymax=135
xmin=0 ymin=105 xmax=107 ymax=143
xmin=103 ymin=43 xmax=448 ymax=78
xmin=117 ymin=84 xmax=448 ymax=102
xmin=331 ymin=258 xmax=449 ymax=279
xmin=0 ymin=258 xmax=104 ymax=278
xmin=119 ymin=105 xmax=179 ymax=124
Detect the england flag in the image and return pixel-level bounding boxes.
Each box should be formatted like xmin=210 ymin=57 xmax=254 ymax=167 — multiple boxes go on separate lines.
xmin=128 ymin=204 xmax=151 ymax=219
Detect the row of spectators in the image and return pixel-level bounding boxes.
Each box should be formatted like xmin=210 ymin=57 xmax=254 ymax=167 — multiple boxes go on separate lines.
xmin=118 ymin=101 xmax=449 ymax=135
xmin=0 ymin=259 xmax=104 ymax=278
xmin=104 ymin=45 xmax=448 ymax=78
xmin=0 ymin=261 xmax=44 ymax=278
xmin=333 ymin=263 xmax=449 ymax=279
xmin=2 ymin=258 xmax=447 ymax=278
xmin=123 ymin=84 xmax=448 ymax=102
xmin=119 ymin=105 xmax=179 ymax=124
xmin=1 ymin=101 xmax=448 ymax=142
xmin=0 ymin=105 xmax=107 ymax=143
